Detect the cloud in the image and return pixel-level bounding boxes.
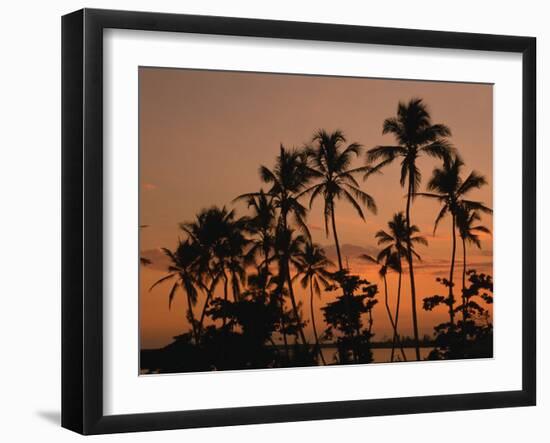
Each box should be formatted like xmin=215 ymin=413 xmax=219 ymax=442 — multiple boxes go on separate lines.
xmin=140 ymin=248 xmax=171 ymax=271
xmin=322 ymin=243 xmax=378 ymax=262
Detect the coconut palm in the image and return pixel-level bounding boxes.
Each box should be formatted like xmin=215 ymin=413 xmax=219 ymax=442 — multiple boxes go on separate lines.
xmin=366 ymin=98 xmax=452 ymax=360
xmin=293 ymin=242 xmax=334 ymax=365
xmin=222 ymin=216 xmax=251 ymax=313
xmin=273 ymin=225 xmax=309 ymax=346
xmin=302 ymin=129 xmax=376 ymax=271
xmin=238 ymin=146 xmax=313 ymax=346
xmin=417 ymin=155 xmax=491 ymax=326
xmin=239 ymin=145 xmax=312 ymax=233
xmin=456 ymin=206 xmax=492 ymax=321
xmin=364 ymin=212 xmax=427 ymax=360
xmin=149 ymin=240 xmax=202 ymax=343
xmin=179 ymin=206 xmax=242 ymax=334
xmin=360 ymin=250 xmax=407 ymax=362
xmin=242 ymin=190 xmax=276 ymax=299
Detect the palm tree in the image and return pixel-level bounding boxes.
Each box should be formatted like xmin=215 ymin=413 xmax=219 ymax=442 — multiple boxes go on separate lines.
xmin=149 ymin=240 xmax=201 ymax=343
xmin=179 ymin=206 xmax=240 ymax=335
xmin=221 ymin=217 xmax=251 ymax=329
xmin=238 ymin=146 xmax=313 ymax=346
xmin=363 ymin=212 xmax=427 ymax=360
xmin=360 ymin=250 xmax=406 ymax=362
xmin=273 ymin=225 xmax=309 ymax=346
xmin=242 ymin=190 xmax=276 ymax=299
xmin=302 ymin=129 xmax=376 ymax=271
xmin=293 ymin=242 xmax=334 ymax=365
xmin=417 ymin=155 xmax=491 ymax=326
xmin=366 ymin=98 xmax=452 ymax=360
xmin=456 ymin=206 xmax=491 ymax=321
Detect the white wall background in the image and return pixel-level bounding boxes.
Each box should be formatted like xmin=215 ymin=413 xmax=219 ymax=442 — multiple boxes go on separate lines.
xmin=0 ymin=0 xmax=545 ymax=441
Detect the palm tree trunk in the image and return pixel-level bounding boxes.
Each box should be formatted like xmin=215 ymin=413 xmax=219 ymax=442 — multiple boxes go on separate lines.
xmin=198 ymin=278 xmax=217 ymax=342
xmin=285 ymin=261 xmax=308 ymax=346
xmin=461 ymin=236 xmax=467 ymax=322
xmin=279 ymin=211 xmax=307 ymax=349
xmin=331 ymin=205 xmax=360 ymax=362
xmin=279 ymin=295 xmax=290 ymax=363
xmin=449 ymin=214 xmax=457 ymax=326
xmin=310 ymin=282 xmax=326 ymax=365
xmin=389 ymin=271 xmax=407 ymax=362
xmin=274 ymin=236 xmax=290 ymax=363
xmin=330 ymin=204 xmax=344 ymax=271
xmin=383 ymin=275 xmax=396 ymax=358
xmin=222 ymin=272 xmax=228 ymax=328
xmin=185 ymin=289 xmax=199 ymax=344
xmin=231 ymin=274 xmax=239 ymax=303
xmin=405 ymin=177 xmax=421 ymax=360
xmin=262 ymin=239 xmax=270 ymax=301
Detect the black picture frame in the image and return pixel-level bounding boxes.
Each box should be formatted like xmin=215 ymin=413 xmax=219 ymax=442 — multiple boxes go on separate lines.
xmin=61 ymin=8 xmax=536 ymax=435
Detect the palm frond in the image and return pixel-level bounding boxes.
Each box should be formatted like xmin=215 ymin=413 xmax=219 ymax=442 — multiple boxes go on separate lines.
xmin=366 ymin=145 xmax=404 ymax=163
xmin=458 ymin=171 xmax=488 ymax=196
xmin=168 ymin=281 xmax=179 ymax=310
xmin=433 ymin=205 xmax=449 ymax=235
xmin=341 ymin=189 xmax=366 ymax=220
xmin=149 ymin=272 xmax=176 ymax=291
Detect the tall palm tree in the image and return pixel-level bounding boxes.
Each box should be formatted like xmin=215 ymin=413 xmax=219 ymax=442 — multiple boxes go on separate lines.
xmin=223 ymin=216 xmax=251 ymax=304
xmin=179 ymin=206 xmax=241 ymax=335
xmin=149 ymin=240 xmax=201 ymax=343
xmin=456 ymin=206 xmax=492 ymax=321
xmin=242 ymin=190 xmax=276 ymax=299
xmin=360 ymin=250 xmax=407 ymax=362
xmin=363 ymin=212 xmax=427 ymax=360
xmin=273 ymin=225 xmax=309 ymax=346
xmin=366 ymin=98 xmax=452 ymax=360
xmin=239 ymin=146 xmax=313 ymax=346
xmin=417 ymin=156 xmax=491 ymax=326
xmin=293 ymin=242 xmax=334 ymax=365
xmin=302 ymin=129 xmax=376 ymax=271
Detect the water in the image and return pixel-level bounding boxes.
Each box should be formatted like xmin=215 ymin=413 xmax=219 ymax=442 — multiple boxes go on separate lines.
xmin=320 ymin=346 xmax=433 ymax=364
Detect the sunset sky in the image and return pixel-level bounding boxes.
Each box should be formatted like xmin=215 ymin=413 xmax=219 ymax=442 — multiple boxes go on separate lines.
xmin=139 ymin=67 xmax=493 ymax=350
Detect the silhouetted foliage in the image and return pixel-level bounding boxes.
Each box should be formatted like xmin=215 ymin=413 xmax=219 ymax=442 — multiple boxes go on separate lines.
xmin=366 ymin=98 xmax=453 ymax=360
xmin=423 ymin=270 xmax=493 ymax=360
xmin=322 ymin=270 xmax=378 ymax=364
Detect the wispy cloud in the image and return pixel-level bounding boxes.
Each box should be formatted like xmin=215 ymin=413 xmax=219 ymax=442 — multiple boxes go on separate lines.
xmin=308 ymin=224 xmax=323 ymax=231
xmin=141 ymin=248 xmax=171 ymax=271
xmin=143 ymin=182 xmax=158 ymax=191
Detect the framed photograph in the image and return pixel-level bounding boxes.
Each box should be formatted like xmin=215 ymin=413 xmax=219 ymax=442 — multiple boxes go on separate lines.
xmin=62 ymin=8 xmax=536 ymax=435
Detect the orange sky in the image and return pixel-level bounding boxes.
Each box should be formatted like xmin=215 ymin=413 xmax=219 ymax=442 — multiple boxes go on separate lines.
xmin=139 ymin=67 xmax=493 ymax=350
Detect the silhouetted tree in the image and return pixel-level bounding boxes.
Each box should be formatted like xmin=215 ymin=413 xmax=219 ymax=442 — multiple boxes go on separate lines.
xmin=240 ymin=146 xmax=314 ymax=345
xmin=360 ymin=251 xmax=406 ymax=361
xmin=302 ymin=129 xmax=375 ymax=271
xmin=179 ymin=206 xmax=240 ymax=335
xmin=241 ymin=190 xmax=276 ymax=298
xmin=423 ymin=270 xmax=493 ymax=360
xmin=361 ymin=212 xmax=426 ymax=361
xmin=456 ymin=206 xmax=491 ymax=322
xmin=417 ymin=155 xmax=491 ymax=326
xmin=366 ymin=98 xmax=452 ymax=360
xmin=293 ymin=241 xmax=334 ymax=364
xmin=322 ymin=271 xmax=378 ymax=364
xmin=273 ymin=225 xmax=309 ymax=346
xmin=149 ymin=240 xmax=202 ymax=343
